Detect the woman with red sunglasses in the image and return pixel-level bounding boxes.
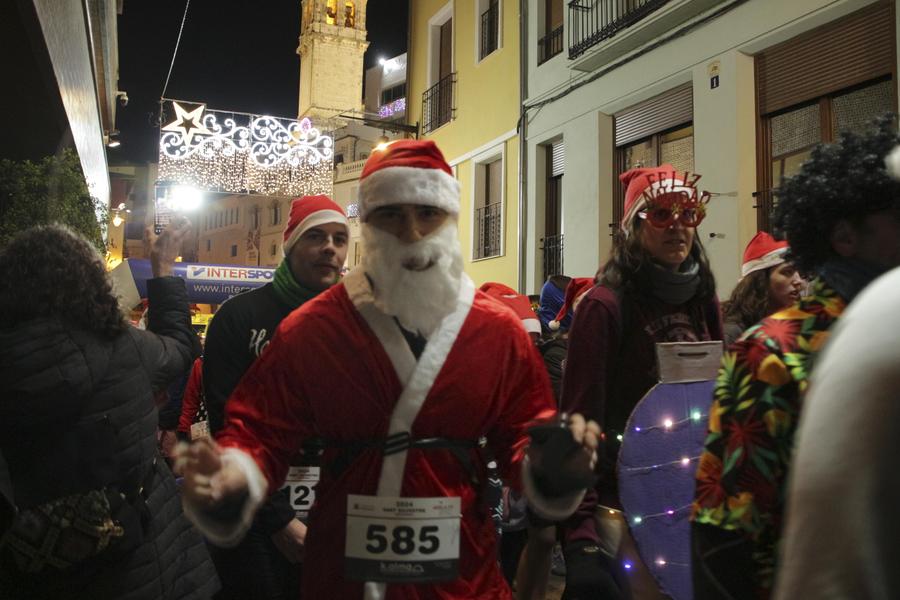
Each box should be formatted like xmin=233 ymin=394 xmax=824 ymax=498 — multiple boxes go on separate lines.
xmin=557 ymin=165 xmax=723 ymax=600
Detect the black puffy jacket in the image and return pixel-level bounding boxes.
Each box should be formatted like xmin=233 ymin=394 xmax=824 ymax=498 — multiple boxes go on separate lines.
xmin=0 ymin=277 xmax=218 ymax=599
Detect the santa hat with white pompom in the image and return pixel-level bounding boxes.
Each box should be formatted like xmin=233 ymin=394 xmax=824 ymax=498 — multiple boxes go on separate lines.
xmin=548 ymin=277 xmax=595 ymax=331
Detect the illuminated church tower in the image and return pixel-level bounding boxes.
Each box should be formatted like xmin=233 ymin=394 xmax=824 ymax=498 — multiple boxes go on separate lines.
xmin=297 ymin=0 xmax=369 ymax=122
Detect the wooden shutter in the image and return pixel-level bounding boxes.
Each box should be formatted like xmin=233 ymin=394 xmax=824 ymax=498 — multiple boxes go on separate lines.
xmin=440 ymin=19 xmax=453 ymax=79
xmin=756 ymin=1 xmax=895 ymax=115
xmin=614 ymin=83 xmax=693 ymax=146
xmin=550 ymin=140 xmax=565 ymax=176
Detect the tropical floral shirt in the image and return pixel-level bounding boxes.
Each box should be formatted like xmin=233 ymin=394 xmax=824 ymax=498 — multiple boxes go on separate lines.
xmin=692 ymin=278 xmax=846 ymax=595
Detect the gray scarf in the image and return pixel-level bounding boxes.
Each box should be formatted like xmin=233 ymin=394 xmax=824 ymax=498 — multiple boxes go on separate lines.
xmin=637 ymin=257 xmax=701 ymax=305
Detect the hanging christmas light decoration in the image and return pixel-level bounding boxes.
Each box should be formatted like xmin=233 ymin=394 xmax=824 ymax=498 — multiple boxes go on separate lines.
xmin=617 ymin=379 xmax=716 ymax=600
xmin=158 ymin=100 xmax=334 ymax=197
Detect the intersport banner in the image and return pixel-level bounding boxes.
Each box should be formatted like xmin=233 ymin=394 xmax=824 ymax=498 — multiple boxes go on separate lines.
xmin=124 ymin=259 xmax=275 ymax=305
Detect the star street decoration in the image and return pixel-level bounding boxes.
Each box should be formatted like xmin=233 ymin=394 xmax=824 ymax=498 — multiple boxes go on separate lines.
xmin=158 ymin=100 xmax=334 ymax=197
xmin=162 ymin=102 xmax=211 ymax=145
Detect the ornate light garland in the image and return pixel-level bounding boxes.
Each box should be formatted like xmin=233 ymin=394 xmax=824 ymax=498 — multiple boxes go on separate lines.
xmin=378 ymin=97 xmax=406 ymax=119
xmin=158 ymin=100 xmax=334 ymax=197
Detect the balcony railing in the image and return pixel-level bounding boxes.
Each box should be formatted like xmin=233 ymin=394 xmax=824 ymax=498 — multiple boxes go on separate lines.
xmin=480 ymin=0 xmax=499 ymax=60
xmin=542 ymin=234 xmax=564 ymax=280
xmin=334 ymin=158 xmax=366 ymax=182
xmin=538 ymin=25 xmax=564 ymax=64
xmin=422 ymin=73 xmax=456 ymax=133
xmin=568 ymin=0 xmax=670 ymax=59
xmin=474 ymin=202 xmax=502 ymax=259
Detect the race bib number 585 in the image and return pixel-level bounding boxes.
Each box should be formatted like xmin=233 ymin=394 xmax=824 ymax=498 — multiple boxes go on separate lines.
xmin=344 ymin=495 xmax=461 ymax=583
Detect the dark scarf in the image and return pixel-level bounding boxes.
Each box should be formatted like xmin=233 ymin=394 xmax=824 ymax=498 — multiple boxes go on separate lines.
xmin=636 ymin=257 xmax=701 ymax=305
xmin=271 ymin=261 xmax=319 ymax=308
xmin=817 ymin=257 xmax=886 ymax=303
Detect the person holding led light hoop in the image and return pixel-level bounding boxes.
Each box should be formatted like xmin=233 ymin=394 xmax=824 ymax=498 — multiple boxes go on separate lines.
xmin=560 ymin=165 xmax=723 ymax=599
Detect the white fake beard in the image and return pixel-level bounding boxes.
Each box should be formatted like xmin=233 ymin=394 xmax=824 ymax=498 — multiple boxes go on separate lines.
xmin=362 ymin=221 xmax=464 ymax=338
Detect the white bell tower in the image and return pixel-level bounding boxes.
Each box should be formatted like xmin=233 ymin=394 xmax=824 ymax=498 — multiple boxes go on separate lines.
xmin=297 ymin=0 xmax=369 ymax=123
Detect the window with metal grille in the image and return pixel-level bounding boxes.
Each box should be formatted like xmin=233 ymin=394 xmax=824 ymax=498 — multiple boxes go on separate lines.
xmin=542 ymin=141 xmax=564 ymax=280
xmin=612 ymin=123 xmax=694 ymax=233
xmin=754 ymin=2 xmax=895 ymax=232
xmin=423 ymin=12 xmax=454 ymax=133
xmin=479 ymin=0 xmax=499 ymax=60
xmin=538 ymin=0 xmax=564 ymax=64
xmin=422 ymin=74 xmax=455 ymax=133
xmin=474 ymin=158 xmax=503 ymax=259
xmin=755 ymin=78 xmax=894 ymax=232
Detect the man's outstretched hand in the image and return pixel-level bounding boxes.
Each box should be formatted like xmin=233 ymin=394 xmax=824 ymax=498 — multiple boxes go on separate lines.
xmin=527 ymin=413 xmax=600 ymax=497
xmin=175 ymin=438 xmax=250 ymax=510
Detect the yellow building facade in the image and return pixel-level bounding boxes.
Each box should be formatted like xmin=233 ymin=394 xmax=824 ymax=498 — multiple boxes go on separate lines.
xmin=408 ymin=0 xmax=521 ymax=289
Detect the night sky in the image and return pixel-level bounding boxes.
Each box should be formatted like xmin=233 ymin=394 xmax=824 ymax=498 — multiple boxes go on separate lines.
xmin=113 ymin=0 xmax=408 ymax=164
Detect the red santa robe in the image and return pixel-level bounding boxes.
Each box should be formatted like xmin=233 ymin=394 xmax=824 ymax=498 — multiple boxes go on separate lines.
xmin=195 ymin=269 xmax=563 ymax=599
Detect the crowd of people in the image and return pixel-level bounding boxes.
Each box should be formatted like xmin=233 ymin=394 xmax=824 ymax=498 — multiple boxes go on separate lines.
xmin=0 ymin=116 xmax=899 ymax=600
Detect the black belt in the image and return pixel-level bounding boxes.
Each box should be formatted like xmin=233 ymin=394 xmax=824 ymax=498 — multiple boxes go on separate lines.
xmin=318 ymin=434 xmax=488 ymax=487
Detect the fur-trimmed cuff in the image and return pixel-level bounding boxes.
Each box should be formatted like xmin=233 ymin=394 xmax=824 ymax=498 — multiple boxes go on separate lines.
xmin=182 ymin=448 xmax=268 ymax=547
xmin=521 ymin=455 xmax=586 ymax=522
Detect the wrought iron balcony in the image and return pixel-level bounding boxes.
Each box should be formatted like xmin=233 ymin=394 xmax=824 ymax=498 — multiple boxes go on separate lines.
xmin=568 ymin=0 xmax=671 ymax=59
xmin=538 ymin=25 xmax=564 ymax=65
xmin=474 ymin=202 xmax=503 ymax=259
xmin=542 ymin=234 xmax=564 ymax=280
xmin=422 ymin=73 xmax=456 ymax=134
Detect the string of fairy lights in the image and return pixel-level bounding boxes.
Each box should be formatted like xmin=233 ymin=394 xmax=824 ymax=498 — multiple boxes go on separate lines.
xmin=616 ymin=404 xmax=710 ymax=582
xmin=157 ymin=100 xmax=334 ymax=198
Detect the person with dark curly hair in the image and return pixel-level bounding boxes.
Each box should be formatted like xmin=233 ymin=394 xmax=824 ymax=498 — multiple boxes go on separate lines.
xmin=561 ymin=165 xmax=723 ymax=600
xmin=692 ymin=114 xmax=900 ymax=600
xmin=722 ymin=232 xmax=806 ymax=346
xmin=0 ymin=220 xmax=218 ymax=599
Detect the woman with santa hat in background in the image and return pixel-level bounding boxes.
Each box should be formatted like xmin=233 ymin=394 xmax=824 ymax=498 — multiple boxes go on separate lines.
xmin=721 ymin=232 xmax=806 ymax=346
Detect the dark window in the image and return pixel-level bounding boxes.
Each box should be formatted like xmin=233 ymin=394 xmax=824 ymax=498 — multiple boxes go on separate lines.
xmin=380 ymin=83 xmax=407 ymax=106
xmin=230 ymin=244 xmax=237 ymax=257
xmin=479 ymin=0 xmax=499 ymax=60
xmin=334 ymin=153 xmax=345 ymax=165
xmin=206 ymin=239 xmax=211 ymax=252
xmin=271 ymin=203 xmax=282 ymax=226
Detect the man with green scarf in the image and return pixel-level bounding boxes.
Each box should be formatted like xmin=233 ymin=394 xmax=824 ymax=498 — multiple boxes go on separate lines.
xmin=202 ymin=194 xmax=348 ymax=599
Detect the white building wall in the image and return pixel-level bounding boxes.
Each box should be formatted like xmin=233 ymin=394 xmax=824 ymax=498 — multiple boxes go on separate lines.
xmin=523 ymin=0 xmax=893 ymax=295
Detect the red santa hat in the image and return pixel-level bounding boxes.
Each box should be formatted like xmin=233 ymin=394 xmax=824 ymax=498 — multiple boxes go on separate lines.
xmin=358 ymin=139 xmax=460 ymax=220
xmin=741 ymin=231 xmax=788 ymax=278
xmin=282 ymin=195 xmax=348 ymax=256
xmin=619 ymin=164 xmax=697 ymax=234
xmin=548 ymin=277 xmax=595 ymax=331
xmin=480 ymin=282 xmax=541 ymax=335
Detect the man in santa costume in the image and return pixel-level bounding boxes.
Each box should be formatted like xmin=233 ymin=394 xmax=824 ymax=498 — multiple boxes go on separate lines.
xmin=178 ymin=140 xmax=598 ymax=600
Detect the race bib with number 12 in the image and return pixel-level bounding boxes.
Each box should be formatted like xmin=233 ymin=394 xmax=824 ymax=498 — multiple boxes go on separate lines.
xmin=344 ymin=495 xmax=461 ymax=583
xmin=280 ymin=466 xmax=319 ymax=519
